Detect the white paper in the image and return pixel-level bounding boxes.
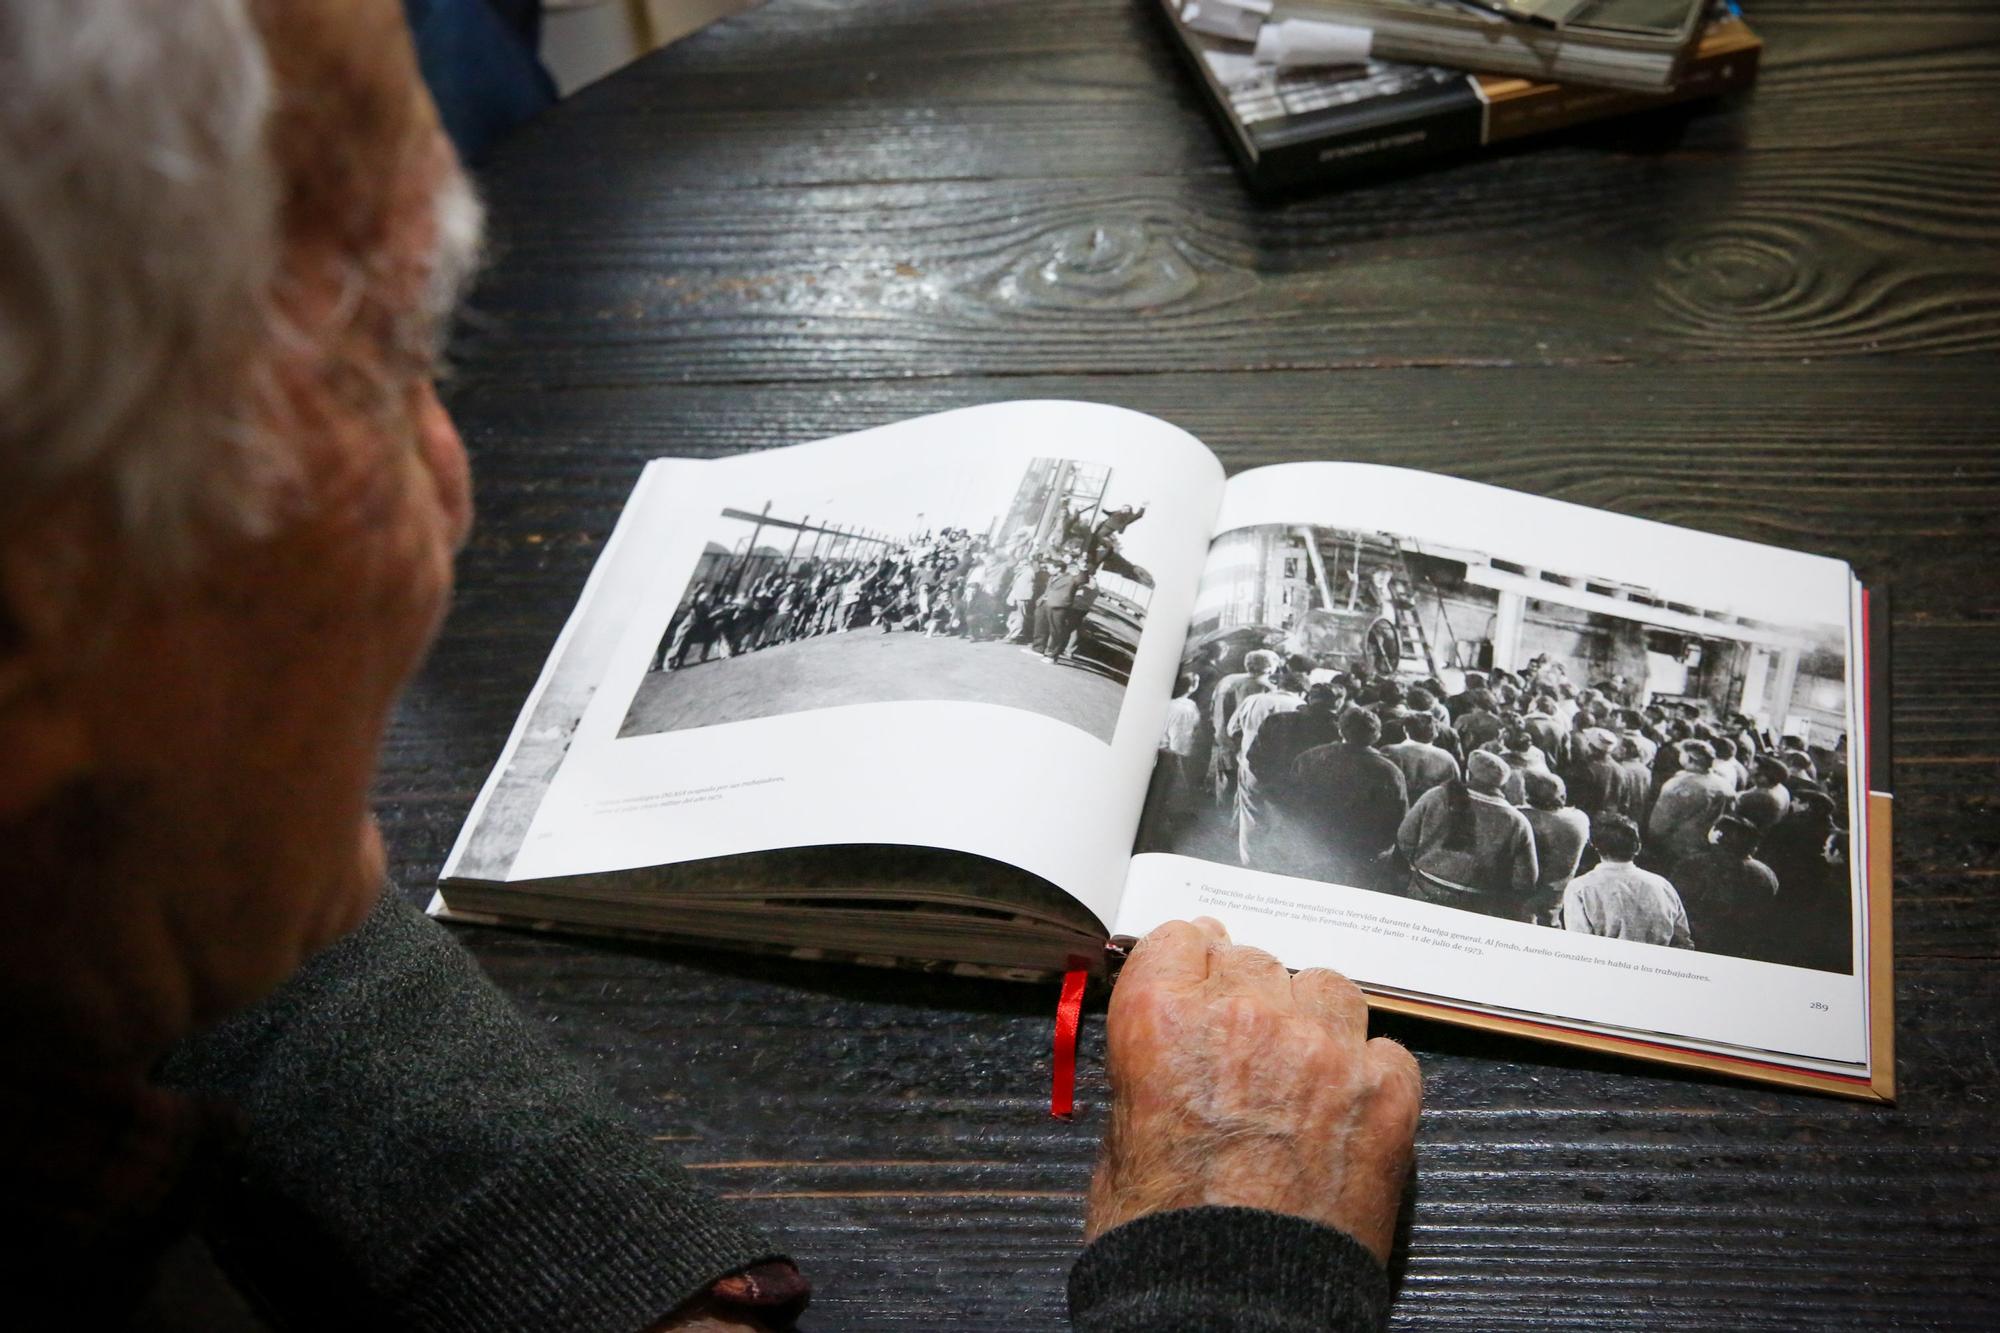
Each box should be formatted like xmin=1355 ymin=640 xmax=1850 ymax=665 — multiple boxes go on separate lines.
xmin=1115 ymin=461 xmax=1871 ymax=1072
xmin=1182 ymin=0 xmax=1272 ymax=42
xmin=1254 ymin=18 xmax=1374 ymax=68
xmin=495 ymin=402 xmax=1225 ymax=931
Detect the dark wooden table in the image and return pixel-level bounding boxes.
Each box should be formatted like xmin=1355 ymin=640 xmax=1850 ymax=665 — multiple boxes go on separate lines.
xmin=390 ymin=1 xmax=2000 ymax=1325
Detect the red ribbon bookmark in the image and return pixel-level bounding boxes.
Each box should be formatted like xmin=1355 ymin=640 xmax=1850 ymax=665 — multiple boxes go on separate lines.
xmin=1051 ymin=969 xmax=1088 ymax=1119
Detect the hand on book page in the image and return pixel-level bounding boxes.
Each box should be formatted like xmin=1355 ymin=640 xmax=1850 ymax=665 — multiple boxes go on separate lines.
xmin=1085 ymin=917 xmax=1421 ymax=1263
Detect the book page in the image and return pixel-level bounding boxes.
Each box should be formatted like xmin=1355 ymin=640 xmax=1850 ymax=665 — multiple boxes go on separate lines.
xmin=1116 ymin=462 xmax=1874 ymax=1078
xmin=449 ymin=402 xmax=1224 ymax=930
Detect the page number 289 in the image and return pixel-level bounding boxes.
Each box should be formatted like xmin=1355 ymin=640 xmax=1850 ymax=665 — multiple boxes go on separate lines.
xmin=1809 ymin=1001 xmax=1830 ymax=1011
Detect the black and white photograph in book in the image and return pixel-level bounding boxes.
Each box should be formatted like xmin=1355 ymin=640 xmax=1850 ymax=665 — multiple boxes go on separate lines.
xmin=1136 ymin=524 xmax=1857 ymax=973
xmin=619 ymin=457 xmax=1157 ymax=744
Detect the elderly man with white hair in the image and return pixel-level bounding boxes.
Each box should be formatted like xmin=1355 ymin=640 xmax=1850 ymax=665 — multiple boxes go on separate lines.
xmin=0 ymin=4 xmax=1420 ymax=1330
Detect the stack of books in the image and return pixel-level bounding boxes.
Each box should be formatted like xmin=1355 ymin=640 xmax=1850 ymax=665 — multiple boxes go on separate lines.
xmin=1160 ymin=0 xmax=1760 ymax=193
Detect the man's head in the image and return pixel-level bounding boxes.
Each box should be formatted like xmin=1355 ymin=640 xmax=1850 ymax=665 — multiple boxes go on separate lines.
xmin=1503 ymin=727 xmax=1534 ymax=756
xmin=1523 ymin=770 xmax=1565 ymax=811
xmin=1711 ymin=815 xmax=1761 ymax=855
xmin=1465 ymin=750 xmax=1508 ymax=796
xmin=1751 ymin=755 xmax=1789 ymax=788
xmin=1339 ymin=706 xmax=1382 ymax=747
xmin=1680 ymin=740 xmax=1716 ymax=773
xmin=1591 ymin=814 xmax=1643 ymax=864
xmin=1 ymin=0 xmax=478 ymax=1068
xmin=1242 ymin=648 xmax=1281 ymax=678
xmin=1403 ymin=712 xmax=1437 ymax=744
xmin=1405 ymin=685 xmax=1435 ymax=712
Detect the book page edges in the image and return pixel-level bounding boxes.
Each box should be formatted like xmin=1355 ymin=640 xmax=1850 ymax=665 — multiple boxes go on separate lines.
xmin=1362 ymin=989 xmax=1888 ymax=1101
xmin=439 ymin=459 xmax=692 ymax=884
xmin=1865 ymin=790 xmax=1895 ymax=1103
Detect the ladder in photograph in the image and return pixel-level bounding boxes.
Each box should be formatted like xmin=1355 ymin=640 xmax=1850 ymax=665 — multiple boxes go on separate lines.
xmin=1388 ymin=548 xmax=1444 ymax=678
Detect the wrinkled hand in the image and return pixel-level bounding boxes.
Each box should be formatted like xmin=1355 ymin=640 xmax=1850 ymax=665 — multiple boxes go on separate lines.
xmin=1085 ymin=917 xmax=1421 ymax=1263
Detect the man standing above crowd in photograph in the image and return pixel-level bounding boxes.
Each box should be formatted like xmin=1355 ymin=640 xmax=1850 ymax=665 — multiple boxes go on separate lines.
xmin=1562 ymin=817 xmax=1693 ymax=947
xmin=1396 ymin=751 xmax=1538 ymax=917
xmin=1085 ymin=503 xmax=1147 ymax=570
xmin=1383 ymin=711 xmax=1460 ymax=804
xmin=1286 ymin=709 xmax=1410 ymax=891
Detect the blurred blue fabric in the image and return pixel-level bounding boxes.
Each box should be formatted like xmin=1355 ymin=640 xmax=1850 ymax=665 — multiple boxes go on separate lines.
xmin=403 ymin=0 xmax=556 ymax=163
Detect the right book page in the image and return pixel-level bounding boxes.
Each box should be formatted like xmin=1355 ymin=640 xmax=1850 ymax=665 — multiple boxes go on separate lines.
xmin=1115 ymin=462 xmax=1889 ymax=1098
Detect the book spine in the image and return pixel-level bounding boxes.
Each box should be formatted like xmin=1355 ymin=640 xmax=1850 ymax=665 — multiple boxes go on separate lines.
xmin=1249 ymin=82 xmax=1486 ymax=193
xmin=1480 ymin=31 xmax=1762 ymax=144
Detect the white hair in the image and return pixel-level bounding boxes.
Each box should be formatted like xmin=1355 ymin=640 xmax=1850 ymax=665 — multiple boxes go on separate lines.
xmin=0 ymin=0 xmax=289 ymax=564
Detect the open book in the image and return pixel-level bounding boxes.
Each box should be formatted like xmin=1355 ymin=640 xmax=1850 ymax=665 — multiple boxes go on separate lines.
xmin=436 ymin=402 xmax=1894 ymax=1100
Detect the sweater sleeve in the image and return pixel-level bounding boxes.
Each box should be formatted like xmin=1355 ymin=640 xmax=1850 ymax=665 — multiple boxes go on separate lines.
xmin=1069 ymin=1206 xmax=1392 ymax=1332
xmin=156 ymin=893 xmax=787 ymax=1333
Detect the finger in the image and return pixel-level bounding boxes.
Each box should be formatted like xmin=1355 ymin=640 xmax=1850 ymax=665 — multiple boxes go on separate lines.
xmin=1206 ymin=941 xmax=1294 ymax=1010
xmin=1120 ymin=918 xmax=1228 ymax=994
xmin=1292 ymin=967 xmax=1370 ymax=1045
xmin=1364 ymin=1037 xmax=1425 ymax=1135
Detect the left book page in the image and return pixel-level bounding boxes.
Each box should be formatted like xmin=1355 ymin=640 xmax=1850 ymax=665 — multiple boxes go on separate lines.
xmin=442 ymin=401 xmax=1225 ymax=934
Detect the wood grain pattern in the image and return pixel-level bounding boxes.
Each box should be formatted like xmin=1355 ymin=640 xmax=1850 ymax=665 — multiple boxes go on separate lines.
xmin=386 ymin=0 xmax=2000 ymax=1325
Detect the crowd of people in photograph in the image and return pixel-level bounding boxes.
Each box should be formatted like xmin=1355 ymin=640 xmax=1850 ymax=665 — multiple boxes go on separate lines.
xmin=1149 ymin=648 xmax=1853 ymax=972
xmin=650 ymin=508 xmax=1144 ymax=673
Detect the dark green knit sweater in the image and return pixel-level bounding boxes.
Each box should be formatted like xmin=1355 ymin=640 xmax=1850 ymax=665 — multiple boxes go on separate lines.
xmin=145 ymin=896 xmax=1389 ymax=1332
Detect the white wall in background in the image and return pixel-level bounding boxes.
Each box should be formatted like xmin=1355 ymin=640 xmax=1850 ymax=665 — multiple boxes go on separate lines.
xmin=541 ymin=0 xmax=760 ymax=96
